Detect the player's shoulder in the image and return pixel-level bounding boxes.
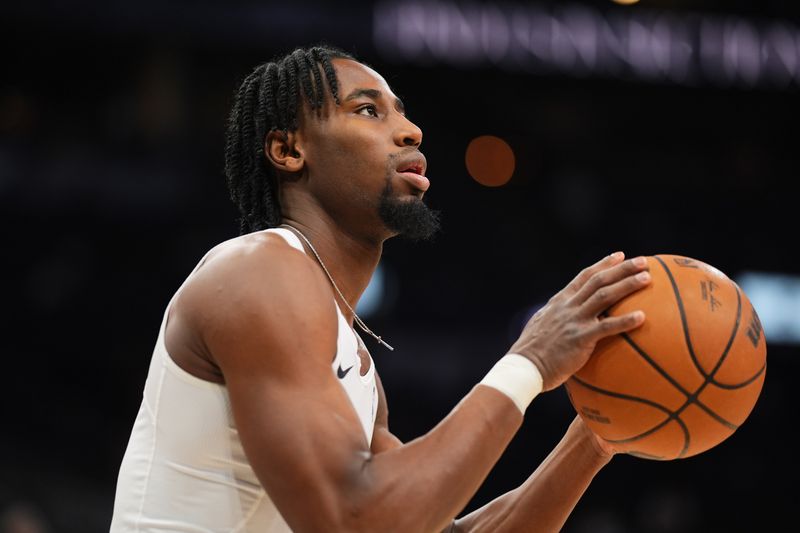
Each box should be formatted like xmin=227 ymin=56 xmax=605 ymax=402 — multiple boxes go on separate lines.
xmin=204 ymin=230 xmax=316 ymax=279
xmin=180 ymin=231 xmax=339 ymax=372
xmin=183 ymin=230 xmax=333 ymax=315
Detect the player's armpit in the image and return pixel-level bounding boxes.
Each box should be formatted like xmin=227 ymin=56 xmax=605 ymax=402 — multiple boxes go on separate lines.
xmin=371 ymin=371 xmax=403 ymax=454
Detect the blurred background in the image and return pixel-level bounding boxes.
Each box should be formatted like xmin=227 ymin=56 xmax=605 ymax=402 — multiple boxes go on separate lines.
xmin=2 ymin=0 xmax=798 ymax=531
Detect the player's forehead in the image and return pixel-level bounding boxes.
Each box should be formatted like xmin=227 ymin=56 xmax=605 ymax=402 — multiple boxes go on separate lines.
xmin=332 ymin=58 xmax=397 ymax=101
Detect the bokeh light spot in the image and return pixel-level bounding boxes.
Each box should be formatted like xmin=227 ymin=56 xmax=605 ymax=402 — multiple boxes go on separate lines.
xmin=465 ymin=135 xmax=515 ymax=187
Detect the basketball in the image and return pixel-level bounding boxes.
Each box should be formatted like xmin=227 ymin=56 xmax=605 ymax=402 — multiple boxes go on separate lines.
xmin=564 ymin=254 xmax=767 ymax=460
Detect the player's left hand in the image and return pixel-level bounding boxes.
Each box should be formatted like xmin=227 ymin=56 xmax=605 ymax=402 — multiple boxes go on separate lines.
xmin=569 ymin=415 xmax=617 ymax=459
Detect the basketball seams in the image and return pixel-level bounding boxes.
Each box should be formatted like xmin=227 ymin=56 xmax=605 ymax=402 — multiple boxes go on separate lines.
xmin=570 ymin=374 xmax=688 ymax=458
xmin=681 ymin=397 xmax=737 ymax=431
xmin=617 ymin=334 xmax=732 ymax=429
xmin=657 ymin=256 xmax=753 ymax=389
xmin=570 ymin=375 xmax=673 ymax=414
xmin=707 ymin=287 xmax=767 ymax=389
xmin=655 ymin=256 xmax=741 ymax=432
xmin=622 ymin=322 xmax=739 ymax=432
xmin=704 ymin=286 xmax=743 ymax=380
xmin=572 ymin=372 xmax=700 ymax=458
xmin=621 ymin=333 xmax=692 ymax=397
xmin=606 ymin=416 xmax=688 ymax=450
xmin=654 ymin=255 xmax=710 ymax=379
xmin=710 ymin=364 xmax=766 ymax=389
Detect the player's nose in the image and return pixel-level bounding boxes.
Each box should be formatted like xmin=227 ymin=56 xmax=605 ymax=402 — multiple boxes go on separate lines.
xmin=394 ymin=114 xmax=423 ymax=148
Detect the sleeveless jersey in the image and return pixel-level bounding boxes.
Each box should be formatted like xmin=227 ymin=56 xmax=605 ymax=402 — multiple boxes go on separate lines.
xmin=110 ymin=228 xmax=379 ymax=532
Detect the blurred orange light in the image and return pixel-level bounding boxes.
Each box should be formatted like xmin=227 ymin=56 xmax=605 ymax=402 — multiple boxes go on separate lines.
xmin=611 ymin=0 xmax=640 ymax=5
xmin=465 ymin=135 xmax=515 ymax=187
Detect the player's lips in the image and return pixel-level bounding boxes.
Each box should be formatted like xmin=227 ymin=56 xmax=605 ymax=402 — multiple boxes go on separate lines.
xmin=395 ymin=152 xmax=429 ymax=192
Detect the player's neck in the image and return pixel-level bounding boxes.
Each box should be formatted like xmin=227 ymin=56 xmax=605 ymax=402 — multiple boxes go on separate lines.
xmin=280 ymin=214 xmax=383 ymax=324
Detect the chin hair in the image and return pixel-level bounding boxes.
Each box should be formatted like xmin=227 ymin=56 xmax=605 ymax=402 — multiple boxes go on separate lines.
xmin=378 ymin=186 xmax=441 ymax=242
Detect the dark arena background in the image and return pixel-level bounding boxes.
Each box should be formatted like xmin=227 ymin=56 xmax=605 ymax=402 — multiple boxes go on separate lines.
xmin=2 ymin=0 xmax=798 ymax=531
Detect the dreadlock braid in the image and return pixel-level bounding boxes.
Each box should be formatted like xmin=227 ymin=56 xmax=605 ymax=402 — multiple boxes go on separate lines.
xmin=224 ymin=45 xmax=354 ymax=234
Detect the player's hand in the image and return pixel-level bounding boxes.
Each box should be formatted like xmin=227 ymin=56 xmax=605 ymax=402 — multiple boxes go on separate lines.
xmin=568 ymin=415 xmax=617 ymax=459
xmin=508 ymin=252 xmax=651 ymax=391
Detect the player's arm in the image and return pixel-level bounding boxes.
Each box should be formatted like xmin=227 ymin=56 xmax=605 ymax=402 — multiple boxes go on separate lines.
xmin=185 ymin=237 xmax=521 ymax=533
xmin=186 ymin=242 xmax=647 ymax=532
xmin=450 ymin=415 xmax=614 ymax=532
xmin=370 ymin=371 xmax=404 ymax=454
xmin=372 ymin=358 xmax=614 ymax=533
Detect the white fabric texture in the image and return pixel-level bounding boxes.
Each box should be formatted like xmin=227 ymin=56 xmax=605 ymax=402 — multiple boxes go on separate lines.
xmin=110 ymin=228 xmax=378 ymax=532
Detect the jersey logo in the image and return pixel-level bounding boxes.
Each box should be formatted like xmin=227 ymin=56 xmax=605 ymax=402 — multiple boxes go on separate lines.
xmin=337 ymin=364 xmax=354 ymax=379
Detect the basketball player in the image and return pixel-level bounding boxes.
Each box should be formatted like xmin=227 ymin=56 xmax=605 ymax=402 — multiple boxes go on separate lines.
xmin=110 ymin=46 xmax=652 ymax=532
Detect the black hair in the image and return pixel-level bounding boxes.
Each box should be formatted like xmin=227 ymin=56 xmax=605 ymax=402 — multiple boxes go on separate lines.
xmin=224 ymin=45 xmax=354 ymax=234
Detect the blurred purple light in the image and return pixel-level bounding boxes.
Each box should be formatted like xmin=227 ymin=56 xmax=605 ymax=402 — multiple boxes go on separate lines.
xmin=374 ymin=0 xmax=800 ymax=89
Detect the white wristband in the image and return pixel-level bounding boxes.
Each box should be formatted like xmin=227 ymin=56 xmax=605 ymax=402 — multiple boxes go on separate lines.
xmin=479 ymin=353 xmax=544 ymax=414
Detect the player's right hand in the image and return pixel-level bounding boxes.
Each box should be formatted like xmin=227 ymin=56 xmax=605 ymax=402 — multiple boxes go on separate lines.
xmin=508 ymin=252 xmax=651 ymax=391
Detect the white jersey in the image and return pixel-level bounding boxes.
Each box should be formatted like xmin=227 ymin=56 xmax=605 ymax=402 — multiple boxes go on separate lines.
xmin=110 ymin=228 xmax=379 ymax=532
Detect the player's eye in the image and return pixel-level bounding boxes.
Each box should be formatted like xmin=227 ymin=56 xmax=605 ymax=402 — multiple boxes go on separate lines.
xmin=356 ymin=104 xmax=379 ymax=117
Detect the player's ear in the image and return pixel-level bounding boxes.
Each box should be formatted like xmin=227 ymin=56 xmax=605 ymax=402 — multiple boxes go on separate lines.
xmin=265 ymin=130 xmax=304 ymax=173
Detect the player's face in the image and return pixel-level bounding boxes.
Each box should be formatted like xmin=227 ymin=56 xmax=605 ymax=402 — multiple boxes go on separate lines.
xmin=296 ymin=58 xmax=436 ymax=239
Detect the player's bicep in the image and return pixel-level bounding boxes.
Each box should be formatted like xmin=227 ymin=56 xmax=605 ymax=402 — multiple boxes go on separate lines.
xmin=193 ymin=242 xmax=372 ymax=529
xmin=226 ymin=364 xmax=370 ymax=525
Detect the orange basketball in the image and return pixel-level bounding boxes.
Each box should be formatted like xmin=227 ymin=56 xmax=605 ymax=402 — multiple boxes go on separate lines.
xmin=564 ymin=254 xmax=767 ymax=460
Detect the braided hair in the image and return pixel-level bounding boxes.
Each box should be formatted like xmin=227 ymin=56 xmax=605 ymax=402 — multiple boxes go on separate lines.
xmin=224 ymin=45 xmax=354 ymax=234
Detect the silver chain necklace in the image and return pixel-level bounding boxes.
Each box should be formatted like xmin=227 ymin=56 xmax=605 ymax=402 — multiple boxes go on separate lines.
xmin=279 ymin=224 xmax=394 ymax=351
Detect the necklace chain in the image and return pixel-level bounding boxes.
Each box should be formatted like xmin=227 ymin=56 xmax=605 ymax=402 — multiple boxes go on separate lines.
xmin=279 ymin=224 xmax=394 ymax=351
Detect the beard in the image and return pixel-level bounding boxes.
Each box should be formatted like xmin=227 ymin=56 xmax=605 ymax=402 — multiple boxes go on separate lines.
xmin=377 ymin=180 xmax=441 ymax=242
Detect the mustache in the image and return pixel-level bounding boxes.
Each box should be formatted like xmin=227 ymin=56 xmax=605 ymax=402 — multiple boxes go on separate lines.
xmin=386 ymin=147 xmax=424 ymax=175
